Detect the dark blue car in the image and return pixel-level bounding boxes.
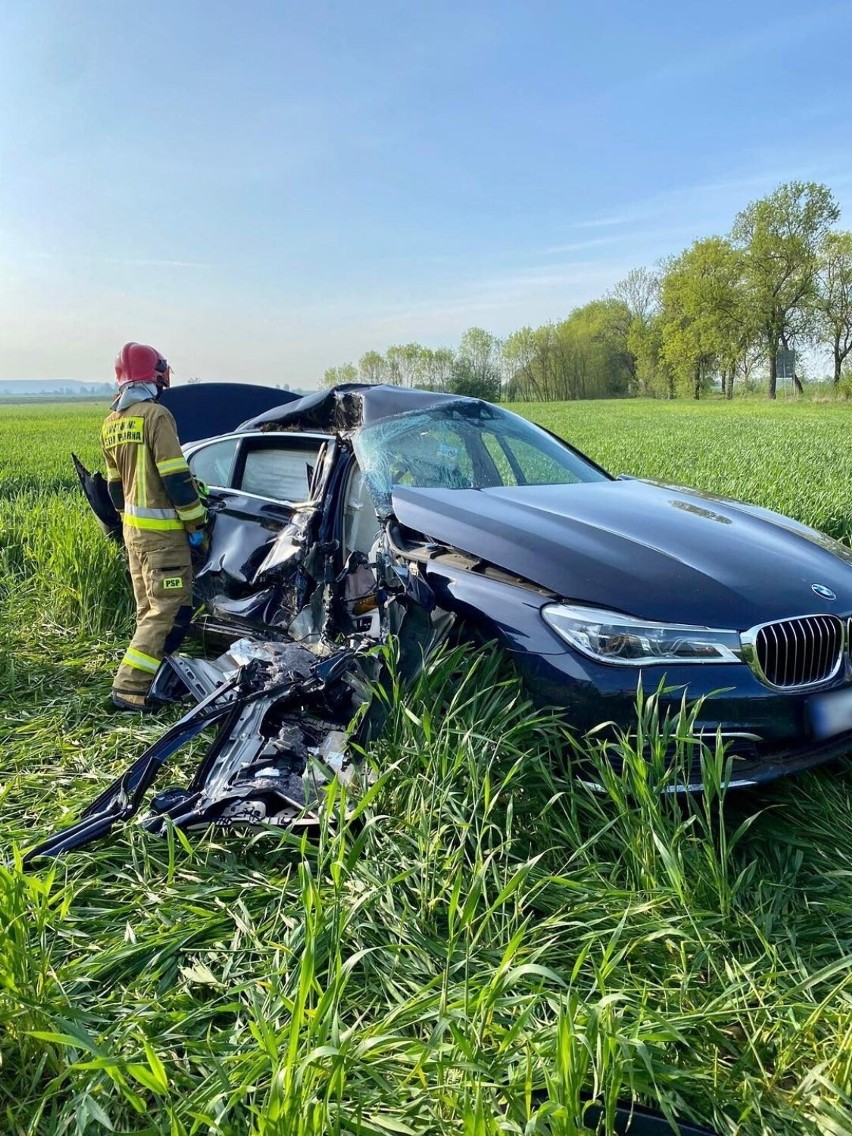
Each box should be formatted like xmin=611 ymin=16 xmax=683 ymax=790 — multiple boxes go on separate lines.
xmin=150 ymin=382 xmax=852 ymax=790
xmin=75 ymin=382 xmax=852 ymax=789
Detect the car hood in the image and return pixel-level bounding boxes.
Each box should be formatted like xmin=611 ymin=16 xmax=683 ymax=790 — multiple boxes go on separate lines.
xmin=162 ymin=382 xmax=296 ymax=442
xmin=390 ymin=479 xmax=852 ymax=628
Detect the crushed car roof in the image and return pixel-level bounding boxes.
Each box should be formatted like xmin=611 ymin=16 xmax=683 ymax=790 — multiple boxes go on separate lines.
xmin=238 ymin=383 xmax=488 ymax=434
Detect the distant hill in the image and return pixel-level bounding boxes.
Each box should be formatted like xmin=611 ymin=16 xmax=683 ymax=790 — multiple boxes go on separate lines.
xmin=0 ymin=379 xmax=315 ymax=402
xmin=0 ymin=379 xmax=114 ymax=398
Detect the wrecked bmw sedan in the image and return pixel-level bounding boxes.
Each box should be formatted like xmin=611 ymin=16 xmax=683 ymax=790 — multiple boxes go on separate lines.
xmin=68 ymin=381 xmax=852 ymax=810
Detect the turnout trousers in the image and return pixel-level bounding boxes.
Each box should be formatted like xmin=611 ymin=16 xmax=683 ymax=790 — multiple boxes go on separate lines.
xmin=112 ymin=526 xmax=194 ymax=697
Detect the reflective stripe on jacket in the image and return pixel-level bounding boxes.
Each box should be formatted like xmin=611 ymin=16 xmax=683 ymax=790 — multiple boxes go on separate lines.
xmin=102 ymin=400 xmax=204 ymax=532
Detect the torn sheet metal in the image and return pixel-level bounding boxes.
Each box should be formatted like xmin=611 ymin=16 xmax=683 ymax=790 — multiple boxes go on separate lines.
xmin=31 ymin=434 xmax=450 ymax=864
xmin=23 ymin=640 xmax=379 ymax=863
xmin=239 ymin=383 xmax=481 ymax=435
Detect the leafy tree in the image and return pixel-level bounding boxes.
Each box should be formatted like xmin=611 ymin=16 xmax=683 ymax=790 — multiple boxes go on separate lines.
xmin=611 ymin=266 xmax=660 ymax=325
xmin=322 ymin=362 xmax=358 ymax=388
xmin=659 ymin=237 xmax=752 ymax=399
xmin=732 ymin=181 xmax=840 ymax=398
xmin=611 ymin=266 xmax=661 ymax=393
xmin=325 ymin=345 xmax=458 ymax=393
xmin=449 ymin=328 xmax=502 ymax=401
xmin=381 ymin=343 xmax=457 ymax=391
xmin=563 ymin=300 xmax=634 ymax=398
xmin=503 ymin=303 xmax=633 ymax=401
xmin=503 ymin=324 xmax=557 ymax=400
xmin=503 ymin=326 xmax=539 ymax=400
xmin=385 ymin=344 xmax=421 ymax=388
xmin=813 ymin=231 xmax=852 ymax=387
xmin=358 ymin=351 xmax=388 ymax=384
xmin=628 ymin=313 xmax=674 ymax=399
xmin=419 ymin=347 xmax=455 ymax=391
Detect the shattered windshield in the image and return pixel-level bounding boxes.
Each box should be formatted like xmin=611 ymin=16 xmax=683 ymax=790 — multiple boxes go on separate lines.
xmin=352 ymin=402 xmax=608 ymax=514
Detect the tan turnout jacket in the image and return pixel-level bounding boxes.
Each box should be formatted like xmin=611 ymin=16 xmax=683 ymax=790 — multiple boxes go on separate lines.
xmin=101 ymin=400 xmax=205 ymax=532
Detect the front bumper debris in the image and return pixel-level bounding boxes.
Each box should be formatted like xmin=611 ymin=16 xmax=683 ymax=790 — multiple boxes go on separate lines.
xmin=23 ymin=640 xmax=377 ymax=864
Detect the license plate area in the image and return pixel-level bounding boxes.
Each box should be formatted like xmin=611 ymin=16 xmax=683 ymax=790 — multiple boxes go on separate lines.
xmin=809 ymin=687 xmax=852 ymax=740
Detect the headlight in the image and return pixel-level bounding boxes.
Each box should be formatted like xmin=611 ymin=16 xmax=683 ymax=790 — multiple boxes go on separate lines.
xmin=542 ymin=604 xmax=742 ymax=666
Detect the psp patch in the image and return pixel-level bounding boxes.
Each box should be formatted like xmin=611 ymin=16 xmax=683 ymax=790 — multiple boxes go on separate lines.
xmin=163 ymin=576 xmax=184 ymax=590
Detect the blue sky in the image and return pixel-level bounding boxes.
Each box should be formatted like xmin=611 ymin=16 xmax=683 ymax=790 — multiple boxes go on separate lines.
xmin=2 ymin=0 xmax=852 ymax=387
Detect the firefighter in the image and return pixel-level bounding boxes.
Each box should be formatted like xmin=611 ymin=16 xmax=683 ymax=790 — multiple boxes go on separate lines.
xmin=102 ymin=342 xmax=206 ymax=711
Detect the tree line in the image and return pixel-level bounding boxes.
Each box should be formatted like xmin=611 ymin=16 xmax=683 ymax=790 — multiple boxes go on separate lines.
xmin=323 ymin=181 xmax=852 ymax=401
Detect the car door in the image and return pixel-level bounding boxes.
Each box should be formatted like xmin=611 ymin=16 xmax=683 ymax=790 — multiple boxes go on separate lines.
xmin=186 ymin=431 xmax=330 ymax=635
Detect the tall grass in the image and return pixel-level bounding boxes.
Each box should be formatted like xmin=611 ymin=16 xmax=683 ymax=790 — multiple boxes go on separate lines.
xmin=3 ymin=400 xmax=852 ymax=1133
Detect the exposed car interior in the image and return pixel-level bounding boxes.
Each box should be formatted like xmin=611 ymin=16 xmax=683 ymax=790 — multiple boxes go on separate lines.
xmin=188 ymin=433 xmax=326 ymax=504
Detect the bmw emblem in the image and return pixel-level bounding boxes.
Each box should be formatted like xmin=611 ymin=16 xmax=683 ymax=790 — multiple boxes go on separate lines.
xmin=812 ymin=583 xmax=837 ymax=601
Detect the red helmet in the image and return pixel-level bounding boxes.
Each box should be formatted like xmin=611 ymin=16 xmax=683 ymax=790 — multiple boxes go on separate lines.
xmin=114 ymin=342 xmax=171 ymax=388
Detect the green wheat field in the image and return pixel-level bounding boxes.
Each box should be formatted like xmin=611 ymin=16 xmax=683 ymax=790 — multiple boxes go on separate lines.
xmin=4 ymin=398 xmax=852 ymax=1135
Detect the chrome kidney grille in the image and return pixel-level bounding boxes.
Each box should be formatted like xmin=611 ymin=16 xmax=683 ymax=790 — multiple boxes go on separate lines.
xmin=742 ymin=614 xmax=845 ymax=689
